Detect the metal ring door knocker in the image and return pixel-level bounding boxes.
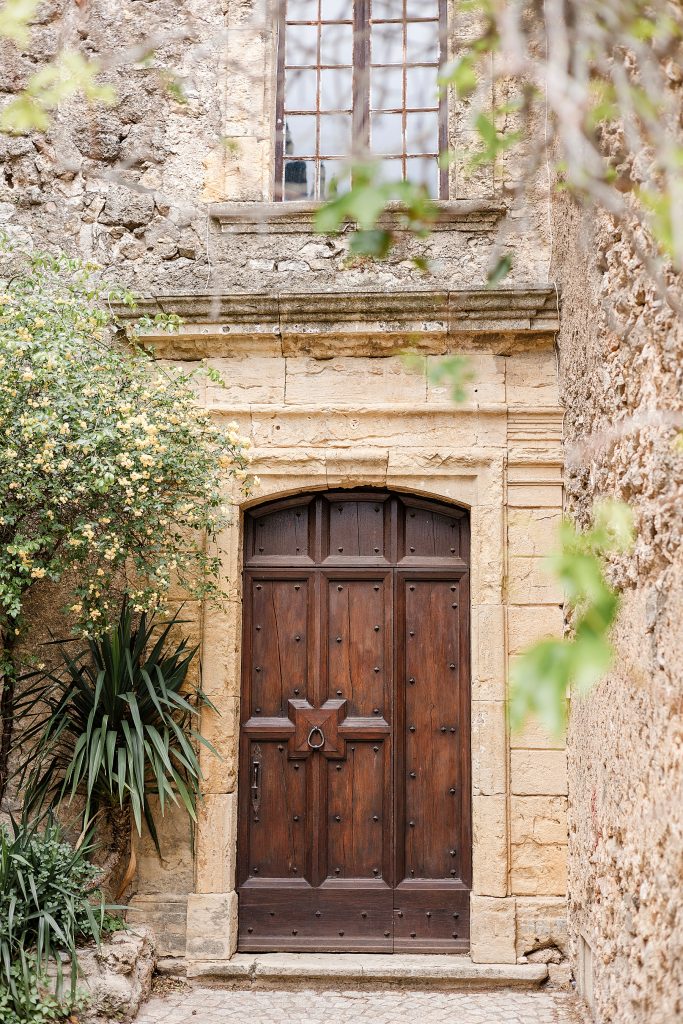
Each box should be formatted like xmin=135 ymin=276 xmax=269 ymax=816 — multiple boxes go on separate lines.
xmin=307 ymin=726 xmax=325 ymax=750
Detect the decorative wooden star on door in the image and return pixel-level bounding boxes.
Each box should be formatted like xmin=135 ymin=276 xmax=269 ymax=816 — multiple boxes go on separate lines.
xmin=244 ymin=698 xmax=390 ymax=761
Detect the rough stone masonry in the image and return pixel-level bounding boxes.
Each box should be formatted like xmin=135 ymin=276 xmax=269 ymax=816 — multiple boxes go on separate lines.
xmin=1 ymin=3 xmax=681 ymax=1023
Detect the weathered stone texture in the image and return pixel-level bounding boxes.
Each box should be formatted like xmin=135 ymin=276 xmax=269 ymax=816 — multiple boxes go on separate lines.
xmin=59 ymin=927 xmax=157 ymax=1023
xmin=0 ymin=1 xmax=551 ymax=296
xmin=553 ymin=178 xmax=683 ymax=1022
xmin=0 ymin=0 xmax=569 ymax=977
xmin=470 ymin=896 xmax=517 ymax=964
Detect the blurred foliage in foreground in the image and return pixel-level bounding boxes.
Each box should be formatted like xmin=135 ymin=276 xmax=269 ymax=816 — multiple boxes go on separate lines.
xmin=509 ymin=501 xmax=634 ymax=736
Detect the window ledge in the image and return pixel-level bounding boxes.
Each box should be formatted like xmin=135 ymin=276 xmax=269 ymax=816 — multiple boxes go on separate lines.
xmin=209 ymin=199 xmax=506 ymax=235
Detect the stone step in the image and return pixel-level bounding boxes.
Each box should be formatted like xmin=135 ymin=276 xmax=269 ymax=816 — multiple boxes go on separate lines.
xmin=185 ymin=953 xmax=548 ymax=991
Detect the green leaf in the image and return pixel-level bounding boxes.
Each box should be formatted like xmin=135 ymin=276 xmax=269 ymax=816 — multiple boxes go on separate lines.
xmin=440 ymin=55 xmax=478 ymax=98
xmin=0 ymin=0 xmax=39 ymax=46
xmin=349 ymin=229 xmax=394 ymax=259
xmin=487 ymin=252 xmax=513 ymax=287
xmin=508 ymin=501 xmax=634 ymax=736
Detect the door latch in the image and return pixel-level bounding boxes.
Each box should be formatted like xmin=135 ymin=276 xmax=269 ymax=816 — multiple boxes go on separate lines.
xmin=251 ymin=746 xmax=262 ymax=816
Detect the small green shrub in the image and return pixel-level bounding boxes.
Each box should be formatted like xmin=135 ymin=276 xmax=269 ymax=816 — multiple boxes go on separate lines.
xmin=0 ymin=815 xmax=104 ymax=1021
xmin=0 ymin=960 xmax=87 ymax=1024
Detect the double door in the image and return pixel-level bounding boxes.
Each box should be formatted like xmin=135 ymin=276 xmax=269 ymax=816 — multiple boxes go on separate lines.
xmin=237 ymin=490 xmax=471 ymax=952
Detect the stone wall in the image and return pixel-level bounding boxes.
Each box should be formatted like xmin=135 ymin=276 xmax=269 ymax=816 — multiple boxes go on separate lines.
xmin=124 ymin=303 xmax=567 ymax=969
xmin=2 ymin=0 xmax=566 ymax=972
xmin=0 ymin=0 xmax=550 ymax=293
xmin=552 ymin=191 xmax=683 ymax=1023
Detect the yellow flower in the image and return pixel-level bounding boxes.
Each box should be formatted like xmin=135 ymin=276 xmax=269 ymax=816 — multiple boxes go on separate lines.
xmin=30 ymin=567 xmax=46 ymax=579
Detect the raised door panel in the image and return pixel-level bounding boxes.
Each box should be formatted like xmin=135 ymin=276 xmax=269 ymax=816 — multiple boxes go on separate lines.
xmin=324 ymin=574 xmax=392 ymax=714
xmin=394 ymin=571 xmax=471 ymax=952
xmin=399 ymin=498 xmax=467 ymax=565
xmin=246 ymin=498 xmax=315 ymax=564
xmin=249 ymin=576 xmax=312 ymax=716
xmin=245 ymin=741 xmax=308 ymax=882
xmin=322 ymin=495 xmax=391 ymax=562
xmin=326 ymin=744 xmax=387 ymax=881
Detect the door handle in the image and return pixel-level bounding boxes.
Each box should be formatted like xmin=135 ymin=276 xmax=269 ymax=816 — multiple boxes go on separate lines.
xmin=251 ymin=758 xmax=261 ymax=814
xmin=307 ymin=726 xmax=325 ymax=750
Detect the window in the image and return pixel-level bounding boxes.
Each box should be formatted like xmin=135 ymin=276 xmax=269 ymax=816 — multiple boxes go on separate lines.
xmin=275 ymin=0 xmax=447 ymax=201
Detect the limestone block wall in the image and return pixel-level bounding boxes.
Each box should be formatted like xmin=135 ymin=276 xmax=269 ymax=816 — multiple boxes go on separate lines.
xmin=553 ymin=191 xmax=683 ymax=1023
xmin=128 ymin=298 xmax=567 ymax=967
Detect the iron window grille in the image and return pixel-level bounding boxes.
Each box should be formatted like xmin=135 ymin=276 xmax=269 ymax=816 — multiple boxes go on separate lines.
xmin=275 ymin=0 xmax=448 ymax=202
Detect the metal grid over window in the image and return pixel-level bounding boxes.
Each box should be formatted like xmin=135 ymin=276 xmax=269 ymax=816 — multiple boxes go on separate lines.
xmin=275 ymin=0 xmax=447 ymax=202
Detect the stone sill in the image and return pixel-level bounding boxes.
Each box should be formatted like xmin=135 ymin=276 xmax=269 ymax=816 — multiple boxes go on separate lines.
xmin=185 ymin=952 xmax=548 ymax=989
xmin=210 ymin=199 xmax=507 ymax=235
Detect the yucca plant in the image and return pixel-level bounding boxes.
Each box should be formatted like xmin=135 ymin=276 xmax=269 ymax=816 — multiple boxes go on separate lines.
xmin=16 ymin=601 xmax=215 ymax=889
xmin=0 ymin=812 xmax=104 ymax=1019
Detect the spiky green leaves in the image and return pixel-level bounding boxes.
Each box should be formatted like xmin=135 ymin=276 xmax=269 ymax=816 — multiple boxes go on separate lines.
xmin=17 ymin=602 xmax=214 ymax=853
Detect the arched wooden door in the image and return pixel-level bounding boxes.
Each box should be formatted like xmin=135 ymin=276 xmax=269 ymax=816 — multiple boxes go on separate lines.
xmin=237 ymin=490 xmax=471 ymax=953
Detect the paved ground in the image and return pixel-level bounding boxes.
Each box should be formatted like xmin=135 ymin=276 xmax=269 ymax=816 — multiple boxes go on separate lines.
xmin=137 ymin=986 xmax=589 ymax=1023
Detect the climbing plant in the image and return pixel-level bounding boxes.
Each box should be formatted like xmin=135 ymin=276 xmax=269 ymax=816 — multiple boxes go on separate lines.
xmin=0 ymin=243 xmax=254 ymax=803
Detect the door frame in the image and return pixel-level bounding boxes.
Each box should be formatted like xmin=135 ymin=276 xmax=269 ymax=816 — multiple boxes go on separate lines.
xmin=188 ymin=462 xmax=513 ymax=963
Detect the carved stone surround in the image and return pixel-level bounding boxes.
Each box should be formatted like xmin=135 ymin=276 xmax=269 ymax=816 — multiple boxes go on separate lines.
xmin=127 ymin=284 xmax=567 ymax=972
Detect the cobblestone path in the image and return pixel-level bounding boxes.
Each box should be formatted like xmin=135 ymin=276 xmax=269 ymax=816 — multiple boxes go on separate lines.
xmin=137 ymin=986 xmax=588 ymax=1023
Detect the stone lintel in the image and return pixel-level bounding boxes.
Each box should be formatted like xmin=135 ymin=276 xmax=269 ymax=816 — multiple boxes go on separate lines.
xmin=209 ymin=199 xmax=507 ymax=234
xmin=117 ymin=288 xmax=560 ymax=357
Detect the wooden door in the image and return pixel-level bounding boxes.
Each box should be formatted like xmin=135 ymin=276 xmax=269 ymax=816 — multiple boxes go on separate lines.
xmin=237 ymin=491 xmax=471 ymax=952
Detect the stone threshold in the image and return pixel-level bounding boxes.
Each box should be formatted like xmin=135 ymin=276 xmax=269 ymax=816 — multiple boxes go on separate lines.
xmin=184 ymin=953 xmax=548 ymax=990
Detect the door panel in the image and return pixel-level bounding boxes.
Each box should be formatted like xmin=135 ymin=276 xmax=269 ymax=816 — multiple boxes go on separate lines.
xmin=324 ymin=573 xmax=392 ymax=715
xmin=238 ymin=492 xmax=471 ymax=953
xmin=326 ymin=744 xmax=387 ymax=880
xmin=323 ymin=494 xmax=391 ymax=562
xmin=401 ymin=576 xmax=465 ymax=882
xmin=249 ymin=576 xmax=312 ymax=715
xmin=246 ymin=741 xmax=308 ymax=880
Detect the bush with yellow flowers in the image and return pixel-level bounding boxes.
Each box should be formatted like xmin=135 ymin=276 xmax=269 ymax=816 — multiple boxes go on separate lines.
xmin=0 ymin=244 xmax=254 ymax=800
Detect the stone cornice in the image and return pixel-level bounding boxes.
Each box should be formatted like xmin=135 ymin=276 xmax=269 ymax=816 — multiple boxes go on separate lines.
xmin=209 ymin=199 xmax=506 ymax=235
xmin=119 ymin=288 xmax=559 ymax=356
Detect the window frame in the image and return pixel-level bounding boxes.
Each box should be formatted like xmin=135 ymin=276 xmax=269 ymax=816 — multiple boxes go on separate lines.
xmin=274 ymin=0 xmax=449 ymax=202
